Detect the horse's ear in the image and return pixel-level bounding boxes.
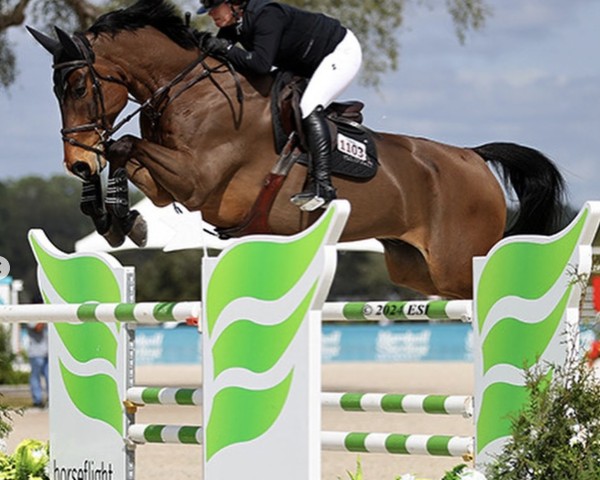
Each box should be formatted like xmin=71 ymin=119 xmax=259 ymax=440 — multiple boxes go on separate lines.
xmin=54 ymin=26 xmax=83 ymax=60
xmin=26 ymin=26 xmax=60 ymax=56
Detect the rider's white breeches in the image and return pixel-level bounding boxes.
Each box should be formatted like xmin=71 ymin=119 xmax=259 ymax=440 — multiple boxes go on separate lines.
xmin=300 ymin=29 xmax=363 ymax=118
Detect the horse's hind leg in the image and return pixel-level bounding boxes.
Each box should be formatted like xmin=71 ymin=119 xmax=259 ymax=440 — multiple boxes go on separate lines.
xmin=426 ymin=208 xmax=505 ymax=300
xmin=381 ymin=239 xmax=440 ymax=297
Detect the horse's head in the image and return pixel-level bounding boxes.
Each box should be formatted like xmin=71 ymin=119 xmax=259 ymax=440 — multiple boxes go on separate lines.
xmin=28 ymin=27 xmax=129 ymax=181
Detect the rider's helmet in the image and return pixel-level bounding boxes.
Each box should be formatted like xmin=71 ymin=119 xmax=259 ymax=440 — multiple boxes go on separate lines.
xmin=197 ymin=0 xmax=224 ymax=14
xmin=197 ymin=0 xmax=246 ymax=14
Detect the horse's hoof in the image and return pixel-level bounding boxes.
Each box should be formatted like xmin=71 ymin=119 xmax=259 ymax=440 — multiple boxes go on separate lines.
xmin=127 ymin=214 xmax=148 ymax=247
xmin=103 ymin=229 xmax=126 ymax=248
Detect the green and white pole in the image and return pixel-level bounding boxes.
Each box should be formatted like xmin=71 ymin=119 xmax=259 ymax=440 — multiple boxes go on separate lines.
xmin=0 ymin=301 xmax=200 ymax=324
xmin=128 ymin=424 xmax=473 ymax=458
xmin=321 ymin=431 xmax=473 ymax=457
xmin=127 ymin=387 xmax=473 ymax=417
xmin=127 ymin=386 xmax=204 ymax=407
xmin=0 ymin=299 xmax=471 ymax=324
xmin=129 ymin=424 xmax=203 ymax=445
xmin=323 ymin=300 xmax=472 ymax=322
xmin=322 ymin=392 xmax=473 ymax=417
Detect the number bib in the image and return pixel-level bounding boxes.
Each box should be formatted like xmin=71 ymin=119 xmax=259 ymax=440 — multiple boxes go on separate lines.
xmin=337 ymin=133 xmax=367 ymax=163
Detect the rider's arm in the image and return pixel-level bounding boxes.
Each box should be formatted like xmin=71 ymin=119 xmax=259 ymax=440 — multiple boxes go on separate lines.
xmin=225 ymin=5 xmax=287 ymax=75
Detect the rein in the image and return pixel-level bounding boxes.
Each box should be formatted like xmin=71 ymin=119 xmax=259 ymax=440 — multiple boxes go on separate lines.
xmin=54 ymin=33 xmax=244 ymax=157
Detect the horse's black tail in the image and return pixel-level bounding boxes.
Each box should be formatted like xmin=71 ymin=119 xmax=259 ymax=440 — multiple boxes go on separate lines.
xmin=472 ymin=142 xmax=566 ymax=236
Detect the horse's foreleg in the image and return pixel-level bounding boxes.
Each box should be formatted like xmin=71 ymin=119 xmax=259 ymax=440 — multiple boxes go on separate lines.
xmin=105 ymin=166 xmax=148 ymax=247
xmin=103 ymin=137 xmax=148 ymax=247
xmin=79 ymin=176 xmax=123 ymax=246
xmin=117 ymin=136 xmax=200 ymax=206
xmin=125 ymin=159 xmax=176 ymax=207
xmin=109 ymin=134 xmax=196 ymax=204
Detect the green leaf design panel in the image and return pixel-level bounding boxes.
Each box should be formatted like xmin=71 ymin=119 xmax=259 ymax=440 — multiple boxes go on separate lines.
xmin=31 ymin=238 xmax=121 ymax=303
xmin=476 ymin=381 xmax=529 ymax=454
xmin=204 ymin=204 xmax=342 ymax=466
xmin=481 ymin=287 xmax=571 ymax=373
xmin=477 ymin=369 xmax=553 ymax=454
xmin=30 ymin=233 xmax=125 ymax=437
xmin=206 ymin=372 xmax=293 ymax=460
xmin=54 ymin=323 xmax=118 ymax=368
xmin=475 ymin=210 xmax=588 ymax=460
xmin=205 ymin=208 xmax=334 ymax=336
xmin=476 ymin=210 xmax=586 ymax=329
xmin=59 ymin=361 xmax=124 ymax=435
xmin=212 ymin=283 xmax=316 ymax=377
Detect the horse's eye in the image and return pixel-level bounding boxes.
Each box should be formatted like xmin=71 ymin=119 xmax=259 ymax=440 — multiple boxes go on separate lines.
xmin=72 ymin=85 xmax=87 ymax=99
xmin=70 ymin=75 xmax=88 ymax=99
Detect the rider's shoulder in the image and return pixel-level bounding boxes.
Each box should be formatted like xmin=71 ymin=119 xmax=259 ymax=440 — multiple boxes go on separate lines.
xmin=248 ymin=0 xmax=286 ymax=15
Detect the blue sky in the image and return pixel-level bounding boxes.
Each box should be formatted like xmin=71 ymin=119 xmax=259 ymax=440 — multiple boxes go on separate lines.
xmin=1 ymin=0 xmax=599 ymax=210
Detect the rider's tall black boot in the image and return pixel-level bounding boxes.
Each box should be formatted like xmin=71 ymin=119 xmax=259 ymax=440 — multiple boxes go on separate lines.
xmin=290 ymin=106 xmax=337 ymax=211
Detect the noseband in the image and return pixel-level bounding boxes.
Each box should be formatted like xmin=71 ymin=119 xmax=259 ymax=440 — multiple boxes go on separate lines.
xmin=53 ymin=33 xmax=243 ymax=158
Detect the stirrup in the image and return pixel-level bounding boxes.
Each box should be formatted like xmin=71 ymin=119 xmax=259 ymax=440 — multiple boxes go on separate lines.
xmin=300 ymin=195 xmax=327 ymax=211
xmin=290 ymin=191 xmax=330 ymax=211
xmin=290 ymin=194 xmax=325 ymax=212
xmin=290 ymin=191 xmax=314 ymax=208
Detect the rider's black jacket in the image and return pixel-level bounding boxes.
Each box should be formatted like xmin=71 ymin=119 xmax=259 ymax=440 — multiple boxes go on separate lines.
xmin=218 ymin=0 xmax=346 ymax=77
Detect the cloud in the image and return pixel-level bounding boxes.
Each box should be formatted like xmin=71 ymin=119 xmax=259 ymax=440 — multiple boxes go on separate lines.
xmin=344 ymin=0 xmax=600 ymax=208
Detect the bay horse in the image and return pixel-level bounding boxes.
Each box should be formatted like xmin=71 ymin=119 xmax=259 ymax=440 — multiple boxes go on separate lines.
xmin=28 ymin=0 xmax=565 ymax=299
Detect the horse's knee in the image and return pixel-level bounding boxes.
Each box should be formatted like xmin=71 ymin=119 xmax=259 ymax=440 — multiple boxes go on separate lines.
xmin=127 ymin=163 xmax=175 ymax=207
xmin=106 ymin=135 xmax=136 ymax=165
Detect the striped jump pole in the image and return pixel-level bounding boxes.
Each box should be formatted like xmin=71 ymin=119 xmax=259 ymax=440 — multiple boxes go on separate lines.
xmin=126 ymin=387 xmax=203 ymax=407
xmin=129 ymin=424 xmax=203 ymax=445
xmin=321 ymin=431 xmax=474 ymax=458
xmin=126 ymin=387 xmax=473 ymax=417
xmin=0 ymin=300 xmax=471 ymax=325
xmin=322 ymin=392 xmax=473 ymax=418
xmin=322 ymin=300 xmax=472 ymax=322
xmin=128 ymin=424 xmax=473 ymax=458
xmin=0 ymin=301 xmax=201 ymax=325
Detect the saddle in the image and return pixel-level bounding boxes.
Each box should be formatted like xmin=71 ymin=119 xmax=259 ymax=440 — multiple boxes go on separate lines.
xmin=215 ymin=72 xmax=379 ymax=239
xmin=270 ymin=71 xmax=378 ymax=180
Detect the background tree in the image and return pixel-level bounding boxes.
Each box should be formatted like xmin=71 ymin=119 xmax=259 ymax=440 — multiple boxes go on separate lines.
xmin=0 ymin=176 xmax=92 ymax=300
xmin=0 ymin=0 xmax=490 ymax=88
xmin=0 ymin=176 xmax=421 ymax=303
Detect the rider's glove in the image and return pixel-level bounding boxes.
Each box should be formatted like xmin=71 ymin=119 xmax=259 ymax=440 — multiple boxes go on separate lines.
xmin=203 ymin=36 xmax=232 ymax=56
xmin=193 ymin=30 xmax=212 ymax=47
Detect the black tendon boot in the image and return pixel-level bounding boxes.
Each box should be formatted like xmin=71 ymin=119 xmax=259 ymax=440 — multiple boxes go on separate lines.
xmin=290 ymin=106 xmax=337 ymax=211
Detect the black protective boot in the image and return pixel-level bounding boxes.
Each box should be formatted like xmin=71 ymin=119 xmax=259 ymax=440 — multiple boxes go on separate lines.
xmin=290 ymin=106 xmax=337 ymax=211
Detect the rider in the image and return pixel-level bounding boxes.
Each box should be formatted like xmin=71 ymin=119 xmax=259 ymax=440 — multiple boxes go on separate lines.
xmin=198 ymin=0 xmax=362 ymax=211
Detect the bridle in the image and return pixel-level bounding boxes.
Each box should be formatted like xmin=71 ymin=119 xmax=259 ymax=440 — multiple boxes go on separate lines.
xmin=53 ymin=32 xmax=243 ymax=160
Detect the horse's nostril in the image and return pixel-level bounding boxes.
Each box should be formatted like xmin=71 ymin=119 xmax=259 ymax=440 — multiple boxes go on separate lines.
xmin=72 ymin=162 xmax=92 ymax=181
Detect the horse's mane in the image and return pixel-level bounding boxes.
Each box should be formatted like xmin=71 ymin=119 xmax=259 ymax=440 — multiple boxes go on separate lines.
xmin=88 ymin=0 xmax=198 ymax=50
